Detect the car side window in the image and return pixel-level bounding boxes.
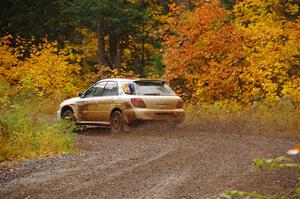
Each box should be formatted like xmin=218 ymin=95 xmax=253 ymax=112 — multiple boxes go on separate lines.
xmin=121 ymin=82 xmax=135 ymax=95
xmin=102 ymin=82 xmax=118 ymax=96
xmin=84 ymin=82 xmax=107 ymax=98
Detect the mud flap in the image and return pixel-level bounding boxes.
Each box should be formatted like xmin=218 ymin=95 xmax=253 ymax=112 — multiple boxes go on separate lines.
xmin=123 ymin=114 xmax=130 ymax=132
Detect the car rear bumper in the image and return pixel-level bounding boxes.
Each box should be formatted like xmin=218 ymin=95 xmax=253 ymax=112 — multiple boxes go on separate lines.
xmin=124 ymin=109 xmax=185 ymax=123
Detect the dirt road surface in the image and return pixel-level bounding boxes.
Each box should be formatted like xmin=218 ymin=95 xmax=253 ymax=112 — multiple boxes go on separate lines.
xmin=1 ymin=124 xmax=299 ymax=199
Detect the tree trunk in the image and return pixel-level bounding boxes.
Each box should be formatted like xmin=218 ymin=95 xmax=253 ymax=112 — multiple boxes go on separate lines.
xmin=140 ymin=24 xmax=145 ymax=77
xmin=109 ymin=34 xmax=116 ymax=67
xmin=109 ymin=34 xmax=123 ymax=69
xmin=96 ymin=23 xmax=105 ymax=66
xmin=114 ymin=36 xmax=123 ymax=70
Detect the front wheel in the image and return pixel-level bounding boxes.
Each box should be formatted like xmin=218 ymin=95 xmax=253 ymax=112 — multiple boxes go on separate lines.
xmin=61 ymin=109 xmax=76 ymax=122
xmin=110 ymin=111 xmax=128 ymax=133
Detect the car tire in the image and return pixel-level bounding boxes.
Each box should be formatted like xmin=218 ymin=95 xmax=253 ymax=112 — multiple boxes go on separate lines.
xmin=110 ymin=111 xmax=127 ymax=133
xmin=61 ymin=109 xmax=76 ymax=121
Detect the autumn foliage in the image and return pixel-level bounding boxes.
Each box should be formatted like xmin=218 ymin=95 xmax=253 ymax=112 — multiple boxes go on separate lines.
xmin=0 ymin=36 xmax=80 ymax=97
xmin=0 ymin=35 xmax=137 ymax=99
xmin=1 ymin=0 xmax=298 ymax=107
xmin=162 ymin=0 xmax=300 ymax=105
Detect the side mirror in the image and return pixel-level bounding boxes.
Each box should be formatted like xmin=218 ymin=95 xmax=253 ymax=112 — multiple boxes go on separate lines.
xmin=77 ymin=92 xmax=83 ymax=97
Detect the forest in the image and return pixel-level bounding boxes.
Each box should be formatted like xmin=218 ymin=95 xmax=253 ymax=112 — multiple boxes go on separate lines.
xmin=0 ymin=0 xmax=299 ymax=103
xmin=0 ymin=0 xmax=300 ymax=198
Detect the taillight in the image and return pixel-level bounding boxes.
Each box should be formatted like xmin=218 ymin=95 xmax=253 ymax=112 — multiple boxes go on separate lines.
xmin=130 ymin=98 xmax=147 ymax=108
xmin=176 ymin=100 xmax=184 ymax=108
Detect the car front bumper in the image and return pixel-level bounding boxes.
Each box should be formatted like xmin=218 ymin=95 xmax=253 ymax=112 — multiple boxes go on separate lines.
xmin=57 ymin=109 xmax=62 ymax=121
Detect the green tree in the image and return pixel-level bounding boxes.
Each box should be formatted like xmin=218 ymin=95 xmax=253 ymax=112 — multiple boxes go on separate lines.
xmin=64 ymin=0 xmax=148 ymax=69
xmin=0 ymin=0 xmax=75 ymax=42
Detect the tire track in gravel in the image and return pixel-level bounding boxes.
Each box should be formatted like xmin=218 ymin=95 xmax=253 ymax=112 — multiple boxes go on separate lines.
xmin=59 ymin=146 xmax=177 ymax=197
xmin=0 ymin=145 xmax=177 ymax=198
xmin=64 ymin=145 xmax=205 ymax=199
xmin=137 ymin=171 xmax=190 ymax=199
xmin=0 ymin=153 xmax=126 ymax=191
xmin=0 ymin=127 xmax=298 ymax=199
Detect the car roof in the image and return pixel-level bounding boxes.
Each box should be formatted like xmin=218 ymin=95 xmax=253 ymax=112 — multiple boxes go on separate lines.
xmin=98 ymin=78 xmax=134 ymax=83
xmin=97 ymin=78 xmax=166 ymax=83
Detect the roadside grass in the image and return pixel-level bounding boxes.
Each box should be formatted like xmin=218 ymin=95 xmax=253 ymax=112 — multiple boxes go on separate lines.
xmin=185 ymin=100 xmax=300 ymax=136
xmin=0 ymin=86 xmax=76 ymax=162
xmin=0 ymin=104 xmax=75 ymax=162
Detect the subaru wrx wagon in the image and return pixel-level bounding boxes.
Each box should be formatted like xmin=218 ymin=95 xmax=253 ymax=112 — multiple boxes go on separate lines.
xmin=57 ymin=78 xmax=185 ymax=133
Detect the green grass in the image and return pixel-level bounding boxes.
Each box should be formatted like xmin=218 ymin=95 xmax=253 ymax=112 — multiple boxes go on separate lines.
xmin=0 ymin=85 xmax=75 ymax=162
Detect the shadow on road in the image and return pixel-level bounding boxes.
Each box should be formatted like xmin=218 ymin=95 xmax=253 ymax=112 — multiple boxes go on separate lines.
xmin=76 ymin=126 xmax=111 ymax=136
xmin=74 ymin=122 xmax=188 ymax=138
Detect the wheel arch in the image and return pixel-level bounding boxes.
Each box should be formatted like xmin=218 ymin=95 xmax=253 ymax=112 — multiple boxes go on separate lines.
xmin=110 ymin=107 xmax=123 ymax=116
xmin=110 ymin=107 xmax=129 ymax=123
xmin=61 ymin=105 xmax=74 ymax=117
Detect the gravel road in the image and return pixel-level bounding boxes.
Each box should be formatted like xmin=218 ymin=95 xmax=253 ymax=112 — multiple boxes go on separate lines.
xmin=0 ymin=123 xmax=299 ymax=199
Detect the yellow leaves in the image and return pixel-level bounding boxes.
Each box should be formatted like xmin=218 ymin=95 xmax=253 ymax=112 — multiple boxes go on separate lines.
xmin=78 ymin=65 xmax=137 ymax=90
xmin=233 ymin=0 xmax=280 ymax=24
xmin=75 ymin=27 xmax=98 ymax=62
xmin=238 ymin=15 xmax=300 ymax=103
xmin=0 ymin=35 xmax=82 ymax=97
xmin=109 ymin=67 xmax=136 ymax=79
xmin=282 ymin=77 xmax=300 ymax=102
xmin=0 ymin=36 xmax=19 ymax=81
xmin=284 ymin=1 xmax=299 ymax=15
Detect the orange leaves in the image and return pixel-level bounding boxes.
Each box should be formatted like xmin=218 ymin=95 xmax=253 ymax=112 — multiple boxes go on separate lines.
xmin=162 ymin=0 xmax=300 ymax=105
xmin=162 ymin=2 xmax=242 ymax=103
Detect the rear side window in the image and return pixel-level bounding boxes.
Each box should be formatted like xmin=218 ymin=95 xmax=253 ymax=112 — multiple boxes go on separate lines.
xmin=121 ymin=82 xmax=136 ymax=95
xmin=102 ymin=82 xmax=118 ymax=96
xmin=135 ymin=82 xmax=176 ymax=96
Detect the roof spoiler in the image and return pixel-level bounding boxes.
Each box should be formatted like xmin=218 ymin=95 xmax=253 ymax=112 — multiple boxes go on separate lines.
xmin=134 ymin=79 xmax=166 ymax=85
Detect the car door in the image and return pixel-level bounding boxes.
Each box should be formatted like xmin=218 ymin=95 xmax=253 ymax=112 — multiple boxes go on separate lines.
xmin=96 ymin=81 xmax=119 ymax=122
xmin=77 ymin=81 xmax=107 ymax=122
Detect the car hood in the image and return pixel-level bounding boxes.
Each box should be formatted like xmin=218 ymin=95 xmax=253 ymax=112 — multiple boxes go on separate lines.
xmin=60 ymin=97 xmax=81 ymax=108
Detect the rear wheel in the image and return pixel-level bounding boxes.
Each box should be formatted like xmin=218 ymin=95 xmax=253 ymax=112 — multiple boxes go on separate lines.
xmin=110 ymin=111 xmax=127 ymax=133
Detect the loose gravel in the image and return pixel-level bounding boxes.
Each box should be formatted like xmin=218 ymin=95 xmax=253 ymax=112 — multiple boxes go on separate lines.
xmin=0 ymin=124 xmax=299 ymax=199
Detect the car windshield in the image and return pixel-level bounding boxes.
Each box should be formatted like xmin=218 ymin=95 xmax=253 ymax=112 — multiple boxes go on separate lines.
xmin=121 ymin=81 xmax=176 ymax=96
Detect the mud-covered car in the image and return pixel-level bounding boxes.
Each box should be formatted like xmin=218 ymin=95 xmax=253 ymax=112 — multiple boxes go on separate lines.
xmin=57 ymin=78 xmax=185 ymax=133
